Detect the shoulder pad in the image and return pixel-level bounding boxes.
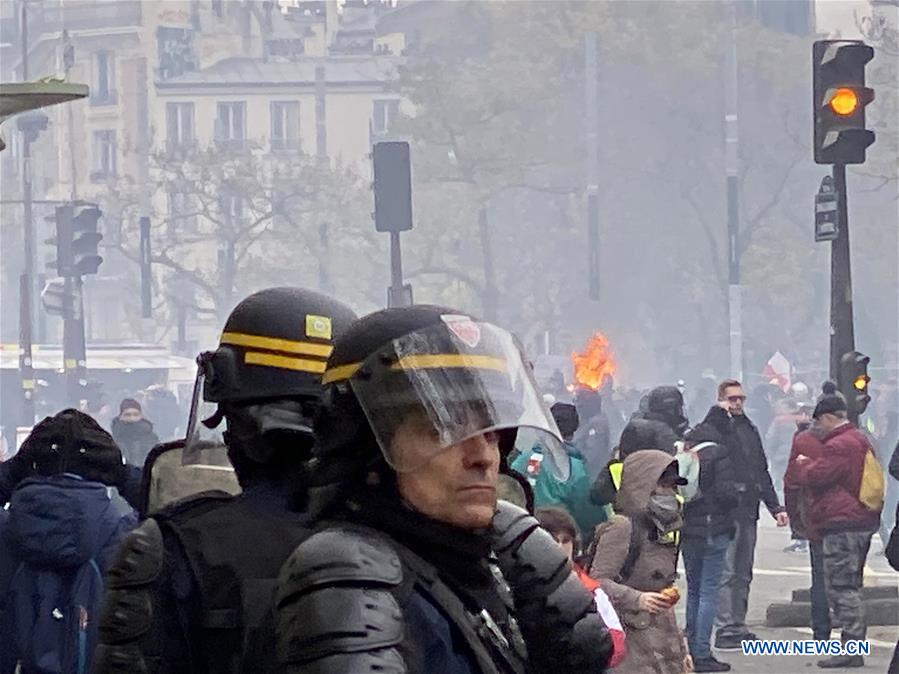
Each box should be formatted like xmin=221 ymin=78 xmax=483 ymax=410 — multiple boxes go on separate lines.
xmin=105 ymin=518 xmax=163 ymax=589
xmin=498 ymin=519 xmax=570 ymax=595
xmin=276 ymin=527 xmax=405 ymax=667
xmin=277 ymin=527 xmax=403 ymax=600
xmin=491 ymin=500 xmax=539 ymax=554
xmin=151 ymin=490 xmax=234 ymax=523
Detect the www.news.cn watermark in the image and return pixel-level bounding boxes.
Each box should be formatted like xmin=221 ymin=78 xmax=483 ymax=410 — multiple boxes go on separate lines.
xmin=741 ymin=640 xmax=871 ymax=657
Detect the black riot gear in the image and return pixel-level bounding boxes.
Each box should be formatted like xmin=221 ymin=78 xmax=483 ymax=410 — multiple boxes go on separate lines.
xmin=94 ymin=287 xmax=357 ymax=674
xmin=275 ymin=305 xmax=612 ymax=673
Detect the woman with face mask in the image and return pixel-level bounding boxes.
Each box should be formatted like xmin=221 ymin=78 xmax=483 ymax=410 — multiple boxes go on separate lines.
xmin=585 ymin=449 xmax=692 ymax=674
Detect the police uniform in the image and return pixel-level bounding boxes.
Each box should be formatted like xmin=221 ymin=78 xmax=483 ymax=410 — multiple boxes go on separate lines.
xmin=274 ymin=305 xmax=614 ymax=673
xmin=93 ymin=287 xmax=357 ymax=673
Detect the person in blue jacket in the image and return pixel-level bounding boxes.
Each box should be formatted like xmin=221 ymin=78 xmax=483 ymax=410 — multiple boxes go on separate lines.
xmin=0 ymin=409 xmax=136 ymax=674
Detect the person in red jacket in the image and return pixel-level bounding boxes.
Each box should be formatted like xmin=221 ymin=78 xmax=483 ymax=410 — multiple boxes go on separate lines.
xmin=789 ymin=391 xmax=881 ymax=669
xmin=783 ymin=416 xmax=832 ymax=643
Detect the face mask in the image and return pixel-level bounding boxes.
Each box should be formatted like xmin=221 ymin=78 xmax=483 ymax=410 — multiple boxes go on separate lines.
xmin=648 ymin=492 xmax=682 ymax=534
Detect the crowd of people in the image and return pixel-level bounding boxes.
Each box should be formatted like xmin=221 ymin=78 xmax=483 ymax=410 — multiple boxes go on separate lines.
xmin=0 ymin=284 xmax=896 ymax=673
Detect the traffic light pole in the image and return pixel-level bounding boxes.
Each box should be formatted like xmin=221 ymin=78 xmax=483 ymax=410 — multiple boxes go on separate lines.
xmin=18 ymin=274 xmax=35 ymax=425
xmin=829 ymin=163 xmax=858 ymax=423
xmin=63 ymin=275 xmax=88 ymax=406
xmin=17 ymin=2 xmax=37 ymax=426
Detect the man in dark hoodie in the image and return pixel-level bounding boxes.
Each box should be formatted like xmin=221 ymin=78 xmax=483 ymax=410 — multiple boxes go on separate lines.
xmin=0 ymin=409 xmax=135 ymax=674
xmin=619 ymin=385 xmax=689 ymax=459
xmin=111 ymin=398 xmax=159 ymax=467
xmin=711 ymin=379 xmax=788 ymax=651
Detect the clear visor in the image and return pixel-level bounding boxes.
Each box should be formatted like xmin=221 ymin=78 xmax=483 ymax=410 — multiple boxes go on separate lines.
xmin=182 ymin=363 xmax=229 ymax=467
xmin=346 ymin=319 xmax=568 ymax=480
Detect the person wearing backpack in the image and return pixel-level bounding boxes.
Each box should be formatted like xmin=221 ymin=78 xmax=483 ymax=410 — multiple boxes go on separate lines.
xmin=586 ymin=449 xmax=691 ymax=674
xmin=790 ymin=392 xmax=883 ymax=669
xmin=678 ymin=409 xmax=739 ymax=673
xmin=0 ymin=409 xmax=136 ymax=674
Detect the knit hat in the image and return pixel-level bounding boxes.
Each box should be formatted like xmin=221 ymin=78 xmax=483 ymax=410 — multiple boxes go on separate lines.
xmin=812 ymin=384 xmax=848 ymax=419
xmin=119 ymin=398 xmax=141 ymax=414
xmin=21 ymin=409 xmax=124 ymax=483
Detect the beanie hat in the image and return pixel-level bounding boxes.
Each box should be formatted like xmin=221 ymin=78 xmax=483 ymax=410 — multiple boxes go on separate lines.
xmin=812 ymin=392 xmax=847 ymax=419
xmin=21 ymin=409 xmax=124 ymax=483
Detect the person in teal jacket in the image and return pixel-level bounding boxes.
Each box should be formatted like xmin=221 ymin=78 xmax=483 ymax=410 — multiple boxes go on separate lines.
xmin=512 ymin=402 xmax=609 ymax=540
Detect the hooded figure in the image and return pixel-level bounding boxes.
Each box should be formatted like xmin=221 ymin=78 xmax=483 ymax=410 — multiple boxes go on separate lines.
xmin=0 ymin=410 xmax=134 ymax=674
xmin=510 ymin=402 xmax=608 ymax=539
xmin=587 ymin=450 xmax=688 ymax=674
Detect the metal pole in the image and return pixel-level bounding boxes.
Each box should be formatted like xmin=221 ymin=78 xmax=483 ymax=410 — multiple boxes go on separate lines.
xmin=18 ymin=274 xmax=35 ymax=426
xmin=388 ymin=230 xmax=403 ymax=307
xmin=585 ymin=32 xmax=600 ymax=301
xmin=64 ymin=275 xmax=87 ymax=406
xmin=19 ymin=0 xmax=39 ymax=416
xmin=829 ymin=163 xmax=855 ymax=388
xmin=725 ymin=0 xmax=743 ymax=380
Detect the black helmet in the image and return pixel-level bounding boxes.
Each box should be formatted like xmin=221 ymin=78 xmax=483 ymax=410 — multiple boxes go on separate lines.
xmin=201 ymin=287 xmax=357 ymax=404
xmin=312 ymin=305 xmax=565 ymax=484
xmin=184 ymin=287 xmax=357 ymax=470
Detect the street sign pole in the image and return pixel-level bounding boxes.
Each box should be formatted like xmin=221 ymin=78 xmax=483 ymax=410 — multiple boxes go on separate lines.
xmin=829 ymin=164 xmax=856 ymax=410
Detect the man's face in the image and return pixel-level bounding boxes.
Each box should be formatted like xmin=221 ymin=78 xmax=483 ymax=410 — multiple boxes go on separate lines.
xmin=721 ymin=385 xmax=746 ymax=415
xmin=392 ymin=416 xmax=500 ymax=530
xmin=120 ymin=408 xmax=143 ymax=423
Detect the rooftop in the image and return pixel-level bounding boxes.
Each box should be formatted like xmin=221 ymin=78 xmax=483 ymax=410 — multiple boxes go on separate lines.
xmin=156 ymin=55 xmax=399 ymax=88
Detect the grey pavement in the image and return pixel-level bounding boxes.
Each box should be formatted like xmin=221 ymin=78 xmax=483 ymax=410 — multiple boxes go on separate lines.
xmin=672 ymin=515 xmax=898 ymax=673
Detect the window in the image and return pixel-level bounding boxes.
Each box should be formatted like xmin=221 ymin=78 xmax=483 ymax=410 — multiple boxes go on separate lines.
xmin=157 ymin=26 xmax=197 ymax=80
xmin=270 ymin=101 xmax=300 ymax=151
xmin=215 ymin=102 xmax=246 ymax=149
xmin=167 ymin=190 xmax=198 ymax=235
xmin=219 ymin=193 xmax=244 ymax=222
xmin=166 ymin=102 xmax=195 ymax=150
xmin=92 ymin=130 xmax=116 ymax=180
xmin=92 ymin=51 xmax=116 ymax=105
xmin=372 ymin=99 xmax=399 ymax=135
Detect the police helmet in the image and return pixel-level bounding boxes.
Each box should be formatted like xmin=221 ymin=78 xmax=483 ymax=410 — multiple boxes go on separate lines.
xmin=201 ymin=287 xmax=357 ymax=404
xmin=312 ymin=305 xmax=567 ymax=484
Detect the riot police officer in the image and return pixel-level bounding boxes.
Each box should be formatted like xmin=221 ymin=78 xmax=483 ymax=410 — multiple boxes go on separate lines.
xmin=275 ymin=305 xmax=614 ymax=673
xmin=94 ymin=287 xmax=357 ymax=673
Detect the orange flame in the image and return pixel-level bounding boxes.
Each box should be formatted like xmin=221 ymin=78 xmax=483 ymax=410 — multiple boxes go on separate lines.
xmin=571 ymin=332 xmax=616 ymax=391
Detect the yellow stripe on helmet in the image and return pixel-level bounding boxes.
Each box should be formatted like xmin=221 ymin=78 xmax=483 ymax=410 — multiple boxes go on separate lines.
xmin=221 ymin=331 xmax=333 ymax=358
xmin=321 ymin=354 xmax=507 ymax=385
xmin=321 ymin=362 xmax=363 ymax=385
xmin=244 ymin=351 xmax=328 ymax=374
xmin=392 ymin=354 xmax=507 ymax=372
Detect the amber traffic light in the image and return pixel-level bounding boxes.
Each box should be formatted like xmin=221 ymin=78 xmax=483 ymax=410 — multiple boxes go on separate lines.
xmin=840 ymin=351 xmax=871 ymax=418
xmin=829 ymin=88 xmax=859 ymax=116
xmin=813 ymin=40 xmax=875 ymax=165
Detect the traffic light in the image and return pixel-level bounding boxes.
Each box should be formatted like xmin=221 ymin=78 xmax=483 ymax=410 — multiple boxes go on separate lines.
xmin=372 ymin=141 xmax=413 ymax=233
xmin=813 ymin=40 xmax=875 ymax=165
xmin=840 ymin=350 xmax=871 ymax=417
xmin=71 ymin=204 xmax=103 ymax=276
xmin=45 ymin=204 xmax=73 ymax=274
